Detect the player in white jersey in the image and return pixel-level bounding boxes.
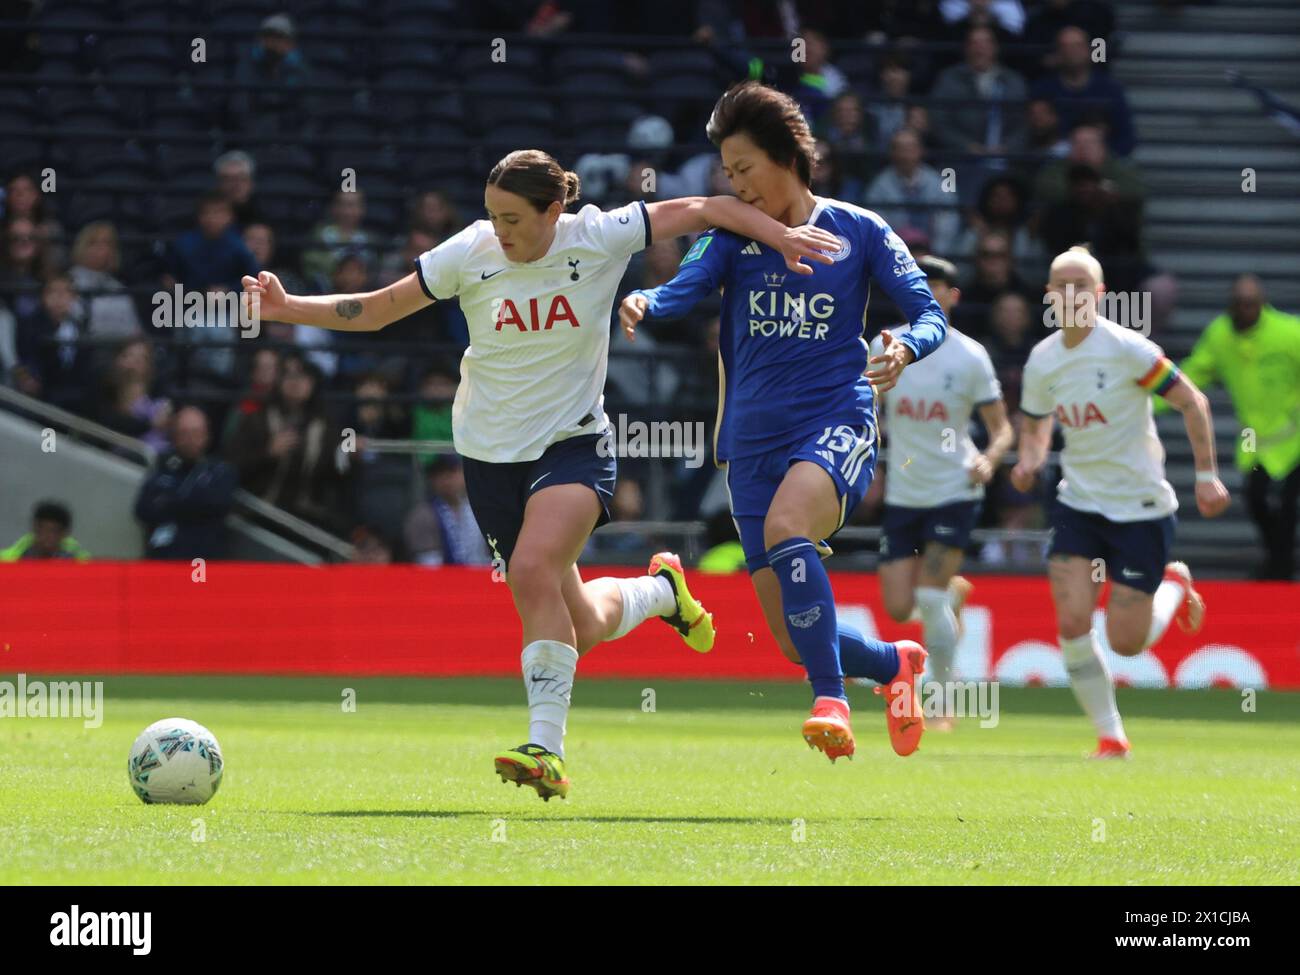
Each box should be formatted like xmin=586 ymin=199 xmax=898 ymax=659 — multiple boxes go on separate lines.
xmin=242 ymin=149 xmax=842 ymax=799
xmin=871 ymin=257 xmax=1013 ymax=728
xmin=1011 ymin=246 xmax=1230 ymax=758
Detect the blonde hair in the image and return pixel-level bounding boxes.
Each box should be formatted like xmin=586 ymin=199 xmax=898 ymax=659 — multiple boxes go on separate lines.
xmin=71 ymin=220 xmax=120 ymax=274
xmin=1048 ymin=244 xmax=1103 ymax=287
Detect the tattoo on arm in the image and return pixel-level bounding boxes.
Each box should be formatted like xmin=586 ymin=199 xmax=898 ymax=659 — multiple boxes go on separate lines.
xmin=335 ymin=299 xmax=363 ymax=320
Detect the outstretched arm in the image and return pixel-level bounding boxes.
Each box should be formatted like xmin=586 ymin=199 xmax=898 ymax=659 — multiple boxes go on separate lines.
xmin=241 ymin=271 xmax=432 ymax=333
xmin=1161 ymin=375 xmax=1230 ymax=517
xmin=646 ymin=197 xmax=840 ymax=275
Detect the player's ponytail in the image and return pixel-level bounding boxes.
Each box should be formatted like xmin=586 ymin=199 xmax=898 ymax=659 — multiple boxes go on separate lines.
xmin=562 ymin=169 xmax=581 ymax=206
xmin=487 ymin=149 xmax=580 ymax=212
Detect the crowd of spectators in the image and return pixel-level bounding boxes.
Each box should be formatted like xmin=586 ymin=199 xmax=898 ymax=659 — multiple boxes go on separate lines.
xmin=1 ymin=1 xmax=1291 ymax=575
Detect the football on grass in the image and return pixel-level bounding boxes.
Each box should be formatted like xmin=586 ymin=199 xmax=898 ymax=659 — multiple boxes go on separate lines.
xmin=128 ymin=718 xmax=224 ymax=805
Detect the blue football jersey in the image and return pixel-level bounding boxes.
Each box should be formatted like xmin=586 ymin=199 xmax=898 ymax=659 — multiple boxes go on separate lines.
xmin=634 ymin=198 xmax=947 ymax=462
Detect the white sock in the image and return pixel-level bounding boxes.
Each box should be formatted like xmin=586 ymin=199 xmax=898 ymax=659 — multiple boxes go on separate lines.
xmin=521 ymin=640 xmax=579 ymax=757
xmin=1144 ymin=579 xmax=1184 ymax=649
xmin=1060 ymin=631 xmax=1126 ymax=742
xmin=606 ymin=575 xmax=676 ymax=640
xmin=915 ymin=586 xmax=958 ymax=685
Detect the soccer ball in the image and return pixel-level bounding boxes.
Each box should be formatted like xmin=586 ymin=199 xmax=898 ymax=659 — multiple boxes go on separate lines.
xmin=128 ymin=718 xmax=224 ymax=805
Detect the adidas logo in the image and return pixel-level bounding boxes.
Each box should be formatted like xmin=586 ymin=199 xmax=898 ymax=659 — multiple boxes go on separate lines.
xmin=741 ymin=241 xmax=762 ymax=255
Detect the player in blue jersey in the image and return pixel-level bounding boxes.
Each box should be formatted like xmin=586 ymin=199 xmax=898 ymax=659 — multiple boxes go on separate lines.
xmin=620 ymin=82 xmax=949 ymax=761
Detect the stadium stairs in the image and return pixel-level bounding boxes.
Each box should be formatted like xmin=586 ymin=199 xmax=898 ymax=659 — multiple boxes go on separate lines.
xmin=1113 ymin=0 xmax=1300 ymax=575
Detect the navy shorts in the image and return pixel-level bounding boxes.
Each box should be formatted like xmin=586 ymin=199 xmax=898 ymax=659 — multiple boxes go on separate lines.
xmin=880 ymin=500 xmax=982 ymax=563
xmin=1048 ymin=499 xmax=1175 ymax=594
xmin=726 ymin=421 xmax=878 ymax=574
xmin=461 ymin=433 xmax=616 ymax=569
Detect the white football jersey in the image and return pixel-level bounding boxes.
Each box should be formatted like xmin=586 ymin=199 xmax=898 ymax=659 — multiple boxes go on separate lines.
xmin=1021 ymin=317 xmax=1179 ymax=521
xmin=415 ymin=200 xmax=650 ymax=463
xmin=873 ymin=324 xmax=1002 ymax=507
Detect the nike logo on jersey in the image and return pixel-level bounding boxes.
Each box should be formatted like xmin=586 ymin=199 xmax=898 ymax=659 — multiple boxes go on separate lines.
xmin=1120 ymin=568 xmax=1144 ymax=579
xmin=481 ymin=269 xmax=505 ymax=280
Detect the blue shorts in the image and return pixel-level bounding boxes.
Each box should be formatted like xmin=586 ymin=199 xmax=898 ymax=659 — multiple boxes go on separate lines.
xmin=726 ymin=422 xmax=877 ymax=574
xmin=880 ymin=500 xmax=982 ymax=563
xmin=461 ymin=433 xmax=616 ymax=568
xmin=1048 ymin=499 xmax=1176 ymax=595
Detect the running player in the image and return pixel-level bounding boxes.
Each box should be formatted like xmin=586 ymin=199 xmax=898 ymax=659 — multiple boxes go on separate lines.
xmin=872 ymin=256 xmax=1013 ymax=730
xmin=621 ymin=83 xmax=948 ymax=761
xmin=243 ymin=148 xmax=843 ymax=799
xmin=1010 ymin=246 xmax=1230 ymax=758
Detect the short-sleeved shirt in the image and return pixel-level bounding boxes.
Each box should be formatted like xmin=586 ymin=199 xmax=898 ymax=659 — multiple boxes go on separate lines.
xmin=1021 ymin=317 xmax=1180 ymax=521
xmin=873 ymin=324 xmax=1001 ymax=507
xmin=414 ymin=200 xmax=650 ymax=463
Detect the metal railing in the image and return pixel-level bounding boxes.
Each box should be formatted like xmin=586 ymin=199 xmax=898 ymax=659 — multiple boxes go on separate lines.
xmin=0 ymin=383 xmax=355 ymax=562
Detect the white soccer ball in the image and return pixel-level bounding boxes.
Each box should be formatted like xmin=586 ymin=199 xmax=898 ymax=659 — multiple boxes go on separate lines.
xmin=128 ymin=718 xmax=224 ymax=805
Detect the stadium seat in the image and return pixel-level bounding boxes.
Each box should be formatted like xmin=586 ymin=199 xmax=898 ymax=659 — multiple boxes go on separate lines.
xmin=548 ymin=48 xmax=631 ymax=85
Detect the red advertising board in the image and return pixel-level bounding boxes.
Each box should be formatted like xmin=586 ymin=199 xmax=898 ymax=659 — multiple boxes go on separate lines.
xmin=1 ymin=562 xmax=1297 ymax=688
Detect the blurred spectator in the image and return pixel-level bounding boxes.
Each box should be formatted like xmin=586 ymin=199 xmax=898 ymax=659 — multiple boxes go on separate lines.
xmin=301 ymin=190 xmax=376 ymax=289
xmin=1031 ymin=26 xmax=1136 ymax=156
xmin=983 ymin=291 xmax=1037 ymax=413
xmin=379 ymin=228 xmax=435 ymax=288
xmin=941 ymin=0 xmax=1026 ymax=39
xmin=930 ymin=26 xmax=1029 ymax=180
xmin=14 ymin=274 xmax=94 ymax=413
xmin=213 ymin=151 xmax=265 ymax=228
xmin=1172 ymin=275 xmax=1300 ymax=579
xmin=953 ymin=229 xmax=1038 ymax=338
xmin=1021 ymin=97 xmax=1070 ymax=173
xmin=242 ymin=222 xmax=306 ymax=296
xmin=584 ymin=476 xmax=650 ymax=558
xmin=68 ymin=221 xmax=142 ymax=341
xmin=868 ymin=51 xmax=915 ymax=150
xmin=349 ymin=524 xmax=394 ymax=563
xmin=697 ymin=509 xmax=746 ymax=573
xmin=1038 ymin=163 xmax=1170 ymax=316
xmin=0 ymin=215 xmax=48 ymax=322
xmin=163 ymin=193 xmax=259 ymax=293
xmin=404 ymin=455 xmax=490 ymax=566
xmin=865 ymin=128 xmax=960 ymax=256
xmin=97 ymin=339 xmax=172 ymax=452
xmin=134 ymin=405 xmax=236 ymax=560
xmin=229 ymin=13 xmax=312 ymax=133
xmin=793 ymin=29 xmax=849 ymax=125
xmin=338 ymin=373 xmax=411 ymax=542
xmin=225 ymin=352 xmax=341 ymax=529
xmin=408 ymin=190 xmax=461 ymax=246
xmin=816 ymin=93 xmax=875 ymax=193
xmin=2 ymin=172 xmax=65 ymax=271
xmin=223 ymin=346 xmax=281 ymax=444
xmin=812 ymin=139 xmax=865 ymax=209
xmin=411 ymin=364 xmax=458 ymax=464
xmin=0 ymin=500 xmax=89 ymax=561
xmin=1024 ymin=0 xmax=1116 ymax=75
xmin=953 ymin=174 xmax=1040 ymax=272
xmin=1034 ymin=123 xmax=1143 ymax=208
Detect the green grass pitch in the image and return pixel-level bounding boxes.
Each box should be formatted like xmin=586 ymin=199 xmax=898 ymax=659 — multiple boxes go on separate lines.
xmin=2 ymin=677 xmax=1297 ymax=885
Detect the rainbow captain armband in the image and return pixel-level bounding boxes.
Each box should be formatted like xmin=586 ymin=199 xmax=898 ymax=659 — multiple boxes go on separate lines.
xmin=1137 ymin=356 xmax=1180 ymax=396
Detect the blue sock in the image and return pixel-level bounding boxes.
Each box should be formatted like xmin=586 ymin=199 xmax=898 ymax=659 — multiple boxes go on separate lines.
xmin=766 ymin=537 xmax=844 ymax=700
xmin=837 ymin=625 xmax=900 ymax=684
